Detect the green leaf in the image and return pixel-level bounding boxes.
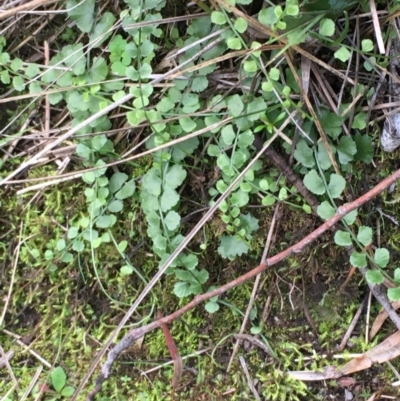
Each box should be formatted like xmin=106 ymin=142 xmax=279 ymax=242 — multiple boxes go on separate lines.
xmin=207 ymin=144 xmax=220 ymax=157
xmin=334 ymin=230 xmax=352 ymax=246
xmin=227 ymin=94 xmax=244 ymax=117
xmin=319 ymin=18 xmax=335 ymax=36
xmin=337 ymin=136 xmax=357 ymax=164
xmin=174 ymin=281 xmax=192 ymax=298
xmin=66 ymin=0 xmax=95 ymax=33
xmin=239 ymin=213 xmax=259 ymax=237
xmin=25 ymin=63 xmax=40 ymax=78
xmin=109 ymin=172 xmax=128 ymax=193
xmin=85 ymin=188 xmax=95 ymax=202
xmin=328 ymin=173 xmax=345 ymax=198
xmin=286 ymin=0 xmax=299 ymax=16
xmin=179 ymin=117 xmax=196 ymax=133
xmin=269 ymin=67 xmax=280 ymax=81
xmin=319 ymin=109 xmax=343 ymax=140
xmin=96 ymin=215 xmax=116 ymax=228
xmin=238 ymin=131 xmax=254 ymax=148
xmin=357 ymin=226 xmax=372 ymax=246
xmin=342 ymin=209 xmax=357 ymax=225
xmin=294 ymin=139 xmax=315 ymax=168
xmin=232 ymin=149 xmax=247 ymax=169
xmin=79 ymin=217 xmax=90 ymax=228
xmin=29 ymin=82 xmax=42 ymax=94
xmin=244 ymin=60 xmax=258 ymax=73
xmin=394 ymin=268 xmax=400 ymax=283
xmin=388 ymin=287 xmax=400 ymax=301
xmin=258 ymin=7 xmax=278 ymax=28
xmin=262 ymin=195 xmax=275 ymax=206
xmin=1 ymin=70 xmax=10 ymax=84
xmin=192 ymin=268 xmax=209 ymax=284
xmin=0 ymin=52 xmax=10 ymax=65
xmin=61 ymin=44 xmax=86 ymax=75
xmin=91 ymin=134 xmax=107 ymax=151
xmin=351 ymin=112 xmax=367 ymax=130
xmin=361 ymin=39 xmax=374 ymax=52
xmin=217 ymin=153 xmax=233 ymax=176
xmin=115 ymin=179 xmax=136 ymax=199
xmin=221 ymin=125 xmax=236 ymax=145
xmin=262 ymin=80 xmax=273 ymax=92
xmin=278 ymin=187 xmax=287 ymax=200
xmin=56 ymin=239 xmax=66 ymax=251
xmin=316 ymin=141 xmax=332 ymax=170
xmin=259 ymin=179 xmax=269 ymax=190
xmin=374 ymin=248 xmax=389 ymax=268
xmin=350 ymin=251 xmax=367 ymax=267
xmin=62 ymin=253 xmax=73 ymax=263
xmin=108 ymin=200 xmax=123 ymax=213
xmin=51 ymin=367 xmax=67 ymax=393
xmin=216 ymin=180 xmax=228 ymax=194
xmin=13 ymin=76 xmax=25 ymax=91
xmin=211 ymin=11 xmax=226 ymax=25
xmin=120 ymin=265 xmax=134 ymax=276
xmin=89 ymin=12 xmax=116 ymax=48
xmin=94 ymin=159 xmax=107 ymax=177
xmin=353 ymin=133 xmax=373 ymax=164
xmin=180 ymin=253 xmax=198 ymax=270
xmin=175 ymin=269 xmax=192 ymax=282
xmin=82 ymin=171 xmax=96 ymax=184
xmin=118 ymin=240 xmax=128 ymax=253
xmin=10 ymin=57 xmax=22 ymax=72
xmin=61 ymin=386 xmax=75 ymax=397
xmin=218 ymin=235 xmax=249 ymax=260
xmin=182 ymin=92 xmax=199 ymax=107
xmin=230 ymin=190 xmax=249 ymax=207
xmin=142 ymin=168 xmax=162 ymax=196
xmin=157 ymin=97 xmax=175 ymax=112
xmin=234 ymin=17 xmax=248 ymax=33
xmin=44 ymin=250 xmax=54 ymax=260
xmin=317 ymin=201 xmax=335 ymax=220
xmin=67 ymin=226 xmax=79 ymax=239
xmin=303 ymin=169 xmax=325 ymax=195
xmin=160 ymin=186 xmax=179 ymax=212
xmin=365 ymin=270 xmax=384 ymax=284
xmin=165 ymin=165 xmax=187 ymax=189
xmin=247 ymin=98 xmax=267 ymax=121
xmin=240 ymin=182 xmax=252 ymax=192
xmin=164 ymin=210 xmax=180 ymax=231
xmin=205 ymin=301 xmax=220 ymax=313
xmin=227 ymin=37 xmax=242 ymax=50
xmin=192 ymin=75 xmax=209 ymax=93
xmin=130 ymin=83 xmax=153 ymax=98
xmin=334 ymin=46 xmax=351 ymax=62
xmin=153 ymin=234 xmax=167 ymax=251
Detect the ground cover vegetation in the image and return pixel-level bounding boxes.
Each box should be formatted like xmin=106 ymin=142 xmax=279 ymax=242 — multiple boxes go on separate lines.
xmin=2 ymin=0 xmax=400 ymax=399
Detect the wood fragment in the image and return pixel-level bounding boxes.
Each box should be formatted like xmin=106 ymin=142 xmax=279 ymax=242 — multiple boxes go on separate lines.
xmin=157 ymin=312 xmax=183 ymax=390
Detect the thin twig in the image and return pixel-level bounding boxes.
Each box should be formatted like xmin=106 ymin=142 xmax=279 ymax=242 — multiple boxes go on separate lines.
xmin=0 ymin=223 xmax=22 ymax=326
xmin=239 ymin=356 xmax=262 ymax=401
xmin=227 ymin=204 xmax=280 ymax=371
xmin=337 ymin=296 xmax=367 ymax=352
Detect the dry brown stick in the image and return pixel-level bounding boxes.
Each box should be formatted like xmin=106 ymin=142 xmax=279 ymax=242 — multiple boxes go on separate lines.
xmin=157 ymin=311 xmax=183 ymax=390
xmin=337 ymin=296 xmax=368 ymax=352
xmin=85 ymin=167 xmax=400 ymax=401
xmin=0 ymin=0 xmax=60 ymax=19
